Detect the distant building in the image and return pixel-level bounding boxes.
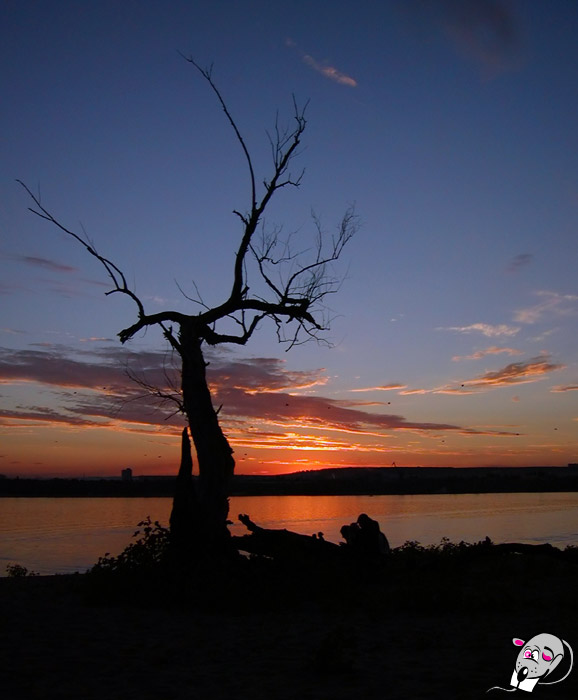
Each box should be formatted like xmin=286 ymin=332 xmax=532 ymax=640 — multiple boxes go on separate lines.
xmin=121 ymin=468 xmax=133 ymax=482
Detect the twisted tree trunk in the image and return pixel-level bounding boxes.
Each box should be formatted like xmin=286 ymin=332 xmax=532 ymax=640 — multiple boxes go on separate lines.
xmin=173 ymin=323 xmax=235 ymax=561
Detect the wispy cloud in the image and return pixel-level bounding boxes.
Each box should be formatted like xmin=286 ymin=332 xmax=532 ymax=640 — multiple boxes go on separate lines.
xmin=452 ymin=346 xmax=523 ymax=361
xmin=514 ymin=291 xmax=578 ymax=324
xmin=506 ymin=253 xmax=533 ymax=273
xmin=17 ymin=255 xmax=77 ymax=273
xmin=286 ymin=37 xmax=357 ymax=87
xmin=208 ymin=357 xmax=328 ymax=394
xmin=0 ymin=345 xmax=176 ymax=394
xmin=0 ymin=327 xmax=26 ymax=335
xmin=0 ymin=346 xmax=510 ymax=442
xmin=0 ymin=406 xmax=97 ymax=428
xmin=440 ymin=322 xmax=520 ymax=337
xmin=406 ymin=0 xmax=520 ymax=77
xmin=335 ymin=400 xmax=392 ymax=408
xmin=302 ymin=55 xmax=357 ymax=87
xmin=79 ymin=337 xmax=114 ymax=343
xmin=551 ymin=384 xmax=578 ymax=393
xmin=438 ymin=355 xmax=564 ymax=394
xmin=213 ymin=383 xmax=503 ymax=436
xmin=349 ymin=383 xmax=406 ymax=392
xmin=0 ymin=281 xmax=24 ymax=295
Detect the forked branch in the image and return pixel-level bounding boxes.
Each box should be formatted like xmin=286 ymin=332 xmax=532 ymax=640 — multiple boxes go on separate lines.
xmin=18 ymin=60 xmax=356 ymax=354
xmin=17 ymin=179 xmax=147 ymax=320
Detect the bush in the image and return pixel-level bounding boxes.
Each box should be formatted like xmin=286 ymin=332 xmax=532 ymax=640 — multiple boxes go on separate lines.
xmin=6 ymin=563 xmax=38 ymax=577
xmin=90 ymin=516 xmax=171 ymax=575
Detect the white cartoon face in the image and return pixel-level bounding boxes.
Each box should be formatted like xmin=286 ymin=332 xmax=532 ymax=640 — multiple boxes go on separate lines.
xmin=488 ymin=632 xmax=573 ymax=693
xmin=513 ymin=633 xmax=564 ymax=681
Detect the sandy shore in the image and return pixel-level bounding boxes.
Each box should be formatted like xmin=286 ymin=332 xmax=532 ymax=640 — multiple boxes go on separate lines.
xmin=1 ymin=554 xmax=577 ymax=700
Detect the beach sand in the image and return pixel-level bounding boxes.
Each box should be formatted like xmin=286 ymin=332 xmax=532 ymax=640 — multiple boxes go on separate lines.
xmin=1 ymin=552 xmax=577 ymax=700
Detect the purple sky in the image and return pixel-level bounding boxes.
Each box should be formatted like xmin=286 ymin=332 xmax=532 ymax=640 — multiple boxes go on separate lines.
xmin=1 ymin=0 xmax=577 ymax=476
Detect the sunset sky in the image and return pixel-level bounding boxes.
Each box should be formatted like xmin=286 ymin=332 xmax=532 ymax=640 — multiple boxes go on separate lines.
xmin=1 ymin=0 xmax=577 ymax=477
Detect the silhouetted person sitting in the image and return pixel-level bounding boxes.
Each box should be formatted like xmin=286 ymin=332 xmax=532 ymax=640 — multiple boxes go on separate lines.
xmin=341 ymin=514 xmax=390 ymax=561
xmin=340 ymin=523 xmax=358 ymax=548
xmin=356 ymin=513 xmax=390 ymax=557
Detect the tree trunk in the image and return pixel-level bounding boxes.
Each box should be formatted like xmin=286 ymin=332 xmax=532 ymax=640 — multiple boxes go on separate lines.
xmin=169 ymin=427 xmax=195 ymax=549
xmin=178 ymin=323 xmax=236 ymax=561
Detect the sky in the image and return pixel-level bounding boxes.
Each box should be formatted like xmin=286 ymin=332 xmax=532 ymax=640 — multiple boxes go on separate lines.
xmin=1 ymin=0 xmax=577 ymax=477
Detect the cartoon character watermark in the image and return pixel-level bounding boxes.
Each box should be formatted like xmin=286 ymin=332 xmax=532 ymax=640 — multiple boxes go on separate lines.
xmin=487 ymin=633 xmax=573 ymax=693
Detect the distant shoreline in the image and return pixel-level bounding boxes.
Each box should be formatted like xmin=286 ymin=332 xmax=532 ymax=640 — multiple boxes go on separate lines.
xmin=2 ymin=464 xmax=577 ymax=497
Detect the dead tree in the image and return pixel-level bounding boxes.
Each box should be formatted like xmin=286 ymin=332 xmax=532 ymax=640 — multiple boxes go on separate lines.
xmin=18 ymin=59 xmax=357 ymax=563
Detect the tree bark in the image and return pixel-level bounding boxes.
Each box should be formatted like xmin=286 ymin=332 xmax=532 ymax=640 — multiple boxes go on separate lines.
xmin=169 ymin=427 xmax=195 ymax=549
xmin=179 ymin=322 xmax=236 ymax=559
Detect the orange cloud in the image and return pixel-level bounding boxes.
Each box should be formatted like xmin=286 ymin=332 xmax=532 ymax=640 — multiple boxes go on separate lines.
xmin=286 ymin=38 xmax=357 ymax=87
xmin=551 ymin=385 xmax=578 ymax=393
xmin=438 ymin=355 xmax=564 ymax=394
xmin=349 ymin=383 xmax=406 ymax=392
xmin=514 ymin=290 xmax=578 ymax=324
xmin=452 ymin=346 xmax=523 ymax=361
xmin=302 ymin=55 xmax=357 ymax=87
xmin=440 ymin=322 xmax=520 ymax=337
xmin=1 ymin=344 xmax=521 ymax=476
xmin=210 ymin=357 xmax=327 ymax=394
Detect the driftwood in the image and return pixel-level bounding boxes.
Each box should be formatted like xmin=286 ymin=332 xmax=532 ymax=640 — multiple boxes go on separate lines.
xmin=232 ymin=513 xmax=343 ymax=561
xmin=491 ymin=542 xmax=563 ymax=557
xmin=231 ymin=513 xmax=567 ymax=567
xmin=231 ymin=513 xmax=393 ymax=570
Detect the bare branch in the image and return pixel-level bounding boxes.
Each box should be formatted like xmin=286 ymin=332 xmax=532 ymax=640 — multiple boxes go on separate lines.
xmin=118 ymin=311 xmax=188 ymax=344
xmin=17 ymin=179 xmax=191 ymax=345
xmin=181 ymin=56 xmax=257 ymax=210
xmin=174 ymin=278 xmax=210 ymax=311
xmin=20 ymin=65 xmax=356 ymax=361
xmin=17 ymin=179 xmax=148 ymax=318
xmin=201 ymin=313 xmax=265 ymax=346
xmin=228 ymin=99 xmax=308 ymax=306
xmin=125 ymin=365 xmax=184 ymax=416
xmin=160 ymin=323 xmax=182 ymax=354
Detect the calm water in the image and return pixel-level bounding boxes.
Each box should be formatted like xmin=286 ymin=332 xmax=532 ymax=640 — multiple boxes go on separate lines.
xmin=1 ymin=493 xmax=577 ymax=576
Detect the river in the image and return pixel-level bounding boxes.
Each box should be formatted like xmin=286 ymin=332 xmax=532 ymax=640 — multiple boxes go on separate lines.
xmin=1 ymin=492 xmax=577 ymax=575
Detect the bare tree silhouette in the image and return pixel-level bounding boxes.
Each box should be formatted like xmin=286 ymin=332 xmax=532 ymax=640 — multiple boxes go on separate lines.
xmin=18 ymin=59 xmax=357 ymax=563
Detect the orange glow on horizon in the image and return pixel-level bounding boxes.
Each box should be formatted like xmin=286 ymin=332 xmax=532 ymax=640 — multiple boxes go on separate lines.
xmin=1 ymin=395 xmax=575 ymax=478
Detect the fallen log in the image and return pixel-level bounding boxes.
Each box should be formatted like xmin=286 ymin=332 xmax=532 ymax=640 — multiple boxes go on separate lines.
xmin=232 ymin=513 xmax=343 ymax=561
xmin=491 ymin=542 xmax=562 ymax=556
